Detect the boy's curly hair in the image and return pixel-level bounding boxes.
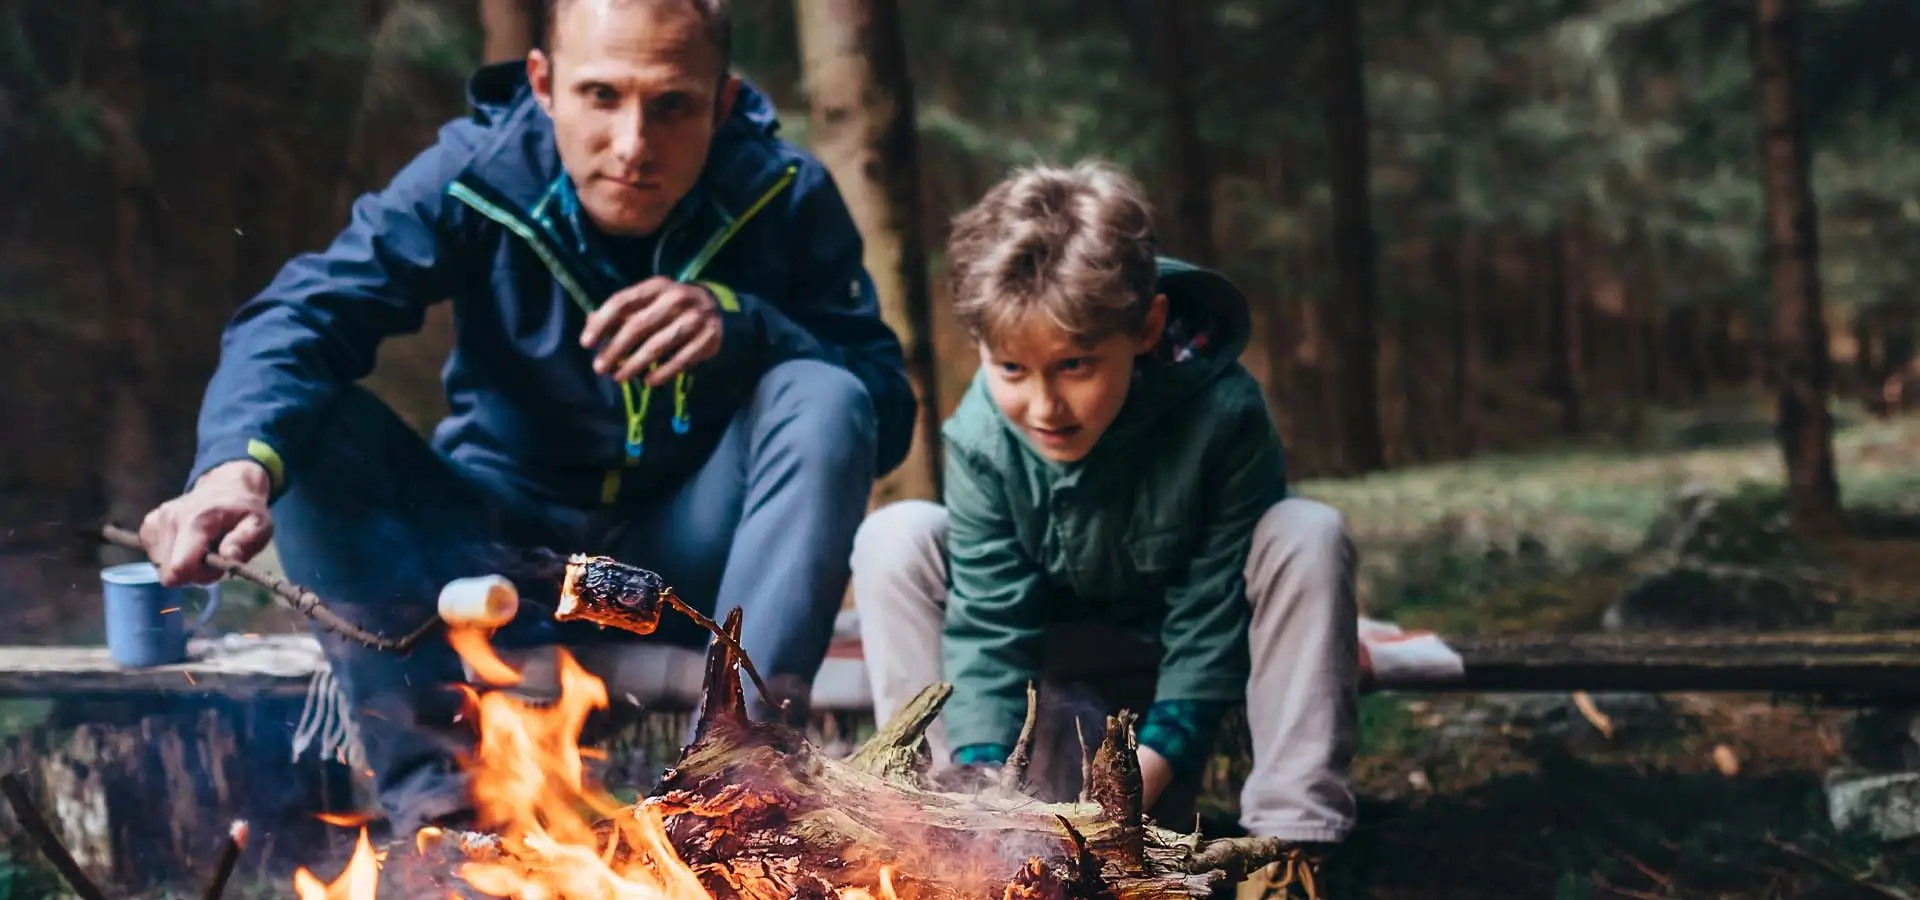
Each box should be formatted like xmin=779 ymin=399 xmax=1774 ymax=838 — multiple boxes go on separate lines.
xmin=946 ymin=161 xmax=1158 ymax=348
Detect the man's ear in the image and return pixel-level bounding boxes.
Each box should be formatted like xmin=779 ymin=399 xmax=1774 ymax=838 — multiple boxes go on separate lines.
xmin=528 ymin=49 xmax=556 ymax=115
xmin=1137 ymin=293 xmax=1169 ymax=354
xmin=714 ymin=75 xmax=741 ymax=126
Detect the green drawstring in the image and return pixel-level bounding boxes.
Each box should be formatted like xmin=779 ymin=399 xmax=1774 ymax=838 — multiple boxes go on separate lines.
xmin=620 ymin=371 xmax=693 ymax=458
xmin=673 ymin=373 xmax=693 ymax=434
xmin=622 ymin=376 xmax=654 ymax=462
xmin=616 ymin=164 xmax=801 ymax=463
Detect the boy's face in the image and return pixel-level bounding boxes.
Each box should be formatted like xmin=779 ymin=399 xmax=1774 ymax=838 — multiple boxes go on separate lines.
xmin=978 ymin=294 xmax=1168 ymax=463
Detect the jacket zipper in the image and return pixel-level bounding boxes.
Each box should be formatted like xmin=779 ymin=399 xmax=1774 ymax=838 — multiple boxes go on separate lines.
xmin=447 ymin=164 xmax=799 ymax=502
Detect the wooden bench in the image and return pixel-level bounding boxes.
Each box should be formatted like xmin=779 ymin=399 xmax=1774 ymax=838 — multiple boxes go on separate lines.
xmin=6 ymin=628 xmax=1918 ymax=704
xmin=4 ymin=627 xmax=1917 ymax=893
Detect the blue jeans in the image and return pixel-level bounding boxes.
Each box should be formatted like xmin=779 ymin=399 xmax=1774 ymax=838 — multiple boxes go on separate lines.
xmin=271 ymin=360 xmax=877 ymax=831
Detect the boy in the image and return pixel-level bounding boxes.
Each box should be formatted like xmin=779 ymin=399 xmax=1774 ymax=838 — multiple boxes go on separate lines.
xmin=849 ymin=161 xmax=1360 ymax=886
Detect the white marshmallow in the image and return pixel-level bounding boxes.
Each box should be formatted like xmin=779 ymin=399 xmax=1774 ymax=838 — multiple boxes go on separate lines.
xmin=437 ymin=574 xmax=520 ymax=628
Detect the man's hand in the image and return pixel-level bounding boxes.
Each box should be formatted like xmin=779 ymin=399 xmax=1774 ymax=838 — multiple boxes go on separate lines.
xmin=1138 ymin=744 xmax=1176 ymax=812
xmin=138 ymin=460 xmax=274 ymax=587
xmin=579 ymin=277 xmax=725 ymax=387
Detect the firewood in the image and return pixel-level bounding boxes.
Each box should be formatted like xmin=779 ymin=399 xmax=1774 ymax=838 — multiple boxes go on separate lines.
xmin=845 ymin=682 xmax=951 ymax=784
xmin=619 ymin=606 xmax=1290 ymax=900
xmin=400 ymin=564 xmax=1298 ymax=899
xmin=199 ymin=820 xmax=247 ymax=900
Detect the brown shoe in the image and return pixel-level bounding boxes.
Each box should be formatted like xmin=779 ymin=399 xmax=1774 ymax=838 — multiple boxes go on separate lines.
xmin=1233 ymin=845 xmax=1328 ymax=900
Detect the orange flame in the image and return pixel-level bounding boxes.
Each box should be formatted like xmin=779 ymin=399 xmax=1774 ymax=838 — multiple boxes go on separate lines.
xmin=292 ymin=827 xmax=382 ymax=900
xmin=293 ymin=621 xmax=908 ymax=900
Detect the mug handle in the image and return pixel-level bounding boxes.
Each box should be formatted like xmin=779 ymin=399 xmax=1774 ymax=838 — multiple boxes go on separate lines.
xmin=187 ymin=581 xmax=224 ymax=636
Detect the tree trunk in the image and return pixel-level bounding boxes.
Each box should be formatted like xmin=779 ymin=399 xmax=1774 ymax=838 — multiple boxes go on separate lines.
xmin=1546 ymin=224 xmax=1586 ymax=435
xmin=1753 ymin=0 xmax=1845 ymax=536
xmin=1322 ymin=0 xmax=1385 ymax=474
xmin=93 ymin=10 xmax=168 ymax=550
xmin=1447 ymin=233 xmax=1480 ymax=457
xmin=0 ymin=699 xmax=356 ymax=894
xmin=1153 ymin=0 xmax=1215 ymax=264
xmin=1668 ymin=304 xmax=1709 ymax=400
xmin=795 ymin=0 xmax=943 ymax=503
xmin=480 ymin=0 xmax=540 ymax=63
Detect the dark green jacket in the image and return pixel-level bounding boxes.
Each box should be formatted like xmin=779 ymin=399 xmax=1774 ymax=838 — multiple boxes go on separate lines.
xmin=939 ymin=258 xmax=1288 ymax=771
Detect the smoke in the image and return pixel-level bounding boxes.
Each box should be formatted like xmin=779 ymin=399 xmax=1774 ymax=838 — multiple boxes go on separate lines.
xmin=470 ymin=541 xmax=571 ymax=586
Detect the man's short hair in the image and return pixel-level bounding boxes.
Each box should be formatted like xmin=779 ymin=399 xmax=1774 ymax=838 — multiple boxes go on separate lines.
xmin=543 ymin=0 xmax=732 ymax=76
xmin=947 ymin=160 xmax=1159 ymax=349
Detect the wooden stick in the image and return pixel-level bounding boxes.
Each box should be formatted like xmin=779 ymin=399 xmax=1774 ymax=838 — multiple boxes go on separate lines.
xmin=200 ymin=820 xmax=248 ymax=900
xmin=1000 ymin=681 xmax=1039 ymax=793
xmin=1763 ymin=836 xmax=1918 ymax=900
xmin=99 ymin=523 xmax=442 ymax=654
xmin=0 ymin=771 xmax=111 ymax=900
xmin=660 ymin=589 xmax=778 ymax=716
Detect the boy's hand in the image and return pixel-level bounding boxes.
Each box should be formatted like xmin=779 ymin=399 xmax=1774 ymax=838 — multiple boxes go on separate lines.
xmin=1138 ymin=745 xmax=1175 ymax=811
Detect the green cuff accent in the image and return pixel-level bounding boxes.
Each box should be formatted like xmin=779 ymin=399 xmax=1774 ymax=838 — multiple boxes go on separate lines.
xmin=952 ymin=743 xmax=1011 ymax=767
xmin=695 ymin=279 xmax=742 ymax=313
xmin=1139 ymin=699 xmax=1231 ymax=778
xmin=246 ymin=438 xmax=285 ymax=494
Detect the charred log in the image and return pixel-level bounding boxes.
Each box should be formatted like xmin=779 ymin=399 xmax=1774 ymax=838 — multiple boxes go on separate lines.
xmin=397 ymin=568 xmax=1291 ymax=899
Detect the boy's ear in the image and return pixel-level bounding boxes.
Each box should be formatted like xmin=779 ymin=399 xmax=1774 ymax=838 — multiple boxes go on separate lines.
xmin=1136 ymin=293 xmax=1169 ymax=354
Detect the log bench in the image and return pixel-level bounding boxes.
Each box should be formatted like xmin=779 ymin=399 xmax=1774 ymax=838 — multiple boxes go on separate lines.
xmin=2 ymin=627 xmax=1917 ymax=893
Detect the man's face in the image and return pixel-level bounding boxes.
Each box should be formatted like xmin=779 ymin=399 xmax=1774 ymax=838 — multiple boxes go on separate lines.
xmin=978 ymin=295 xmax=1167 ymax=464
xmin=528 ymin=0 xmax=738 ymax=236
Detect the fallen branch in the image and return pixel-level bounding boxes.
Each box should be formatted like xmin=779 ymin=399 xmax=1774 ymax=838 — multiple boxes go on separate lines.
xmin=1000 ymin=681 xmax=1040 ymax=794
xmin=0 ymin=771 xmax=111 ymax=900
xmin=1763 ymin=836 xmax=1918 ymax=900
xmin=99 ymin=523 xmax=441 ymax=654
xmin=200 ymin=820 xmax=248 ymax=900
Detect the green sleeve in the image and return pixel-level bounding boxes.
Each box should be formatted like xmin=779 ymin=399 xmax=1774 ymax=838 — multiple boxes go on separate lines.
xmin=941 ymin=445 xmax=1050 ymax=753
xmin=1153 ymin=393 xmax=1287 ymax=707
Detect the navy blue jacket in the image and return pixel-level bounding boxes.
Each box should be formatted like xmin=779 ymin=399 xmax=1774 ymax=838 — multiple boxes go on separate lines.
xmin=189 ymin=63 xmax=915 ymax=508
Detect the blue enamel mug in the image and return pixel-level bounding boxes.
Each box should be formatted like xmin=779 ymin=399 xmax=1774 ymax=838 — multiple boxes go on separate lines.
xmin=100 ymin=562 xmax=223 ymax=667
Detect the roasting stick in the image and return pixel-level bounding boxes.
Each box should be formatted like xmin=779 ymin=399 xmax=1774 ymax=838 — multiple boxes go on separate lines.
xmin=200 ymin=820 xmax=249 ymax=900
xmin=0 ymin=772 xmax=110 ymax=900
xmin=660 ymin=587 xmax=781 ymax=714
xmin=99 ymin=523 xmax=443 ymax=653
xmin=557 ymin=555 xmax=785 ymax=716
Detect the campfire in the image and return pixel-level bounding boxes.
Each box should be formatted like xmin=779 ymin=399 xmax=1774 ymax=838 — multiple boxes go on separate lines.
xmin=15 ymin=546 xmax=1300 ymax=900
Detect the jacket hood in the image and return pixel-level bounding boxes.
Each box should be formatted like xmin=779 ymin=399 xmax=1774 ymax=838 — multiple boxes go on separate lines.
xmin=1102 ymin=257 xmax=1254 ymax=435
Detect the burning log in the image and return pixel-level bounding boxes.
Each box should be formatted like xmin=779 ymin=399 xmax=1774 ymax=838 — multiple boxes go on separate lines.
xmin=300 ymin=562 xmax=1298 ymax=900
xmin=625 ymin=608 xmax=1290 ymax=900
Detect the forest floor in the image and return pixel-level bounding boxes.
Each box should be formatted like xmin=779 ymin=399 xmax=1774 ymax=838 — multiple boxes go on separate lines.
xmin=1272 ymin=398 xmax=1920 ymax=899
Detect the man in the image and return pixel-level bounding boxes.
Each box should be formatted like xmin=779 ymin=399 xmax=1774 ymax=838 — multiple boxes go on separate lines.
xmin=138 ymin=0 xmax=914 ymax=834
